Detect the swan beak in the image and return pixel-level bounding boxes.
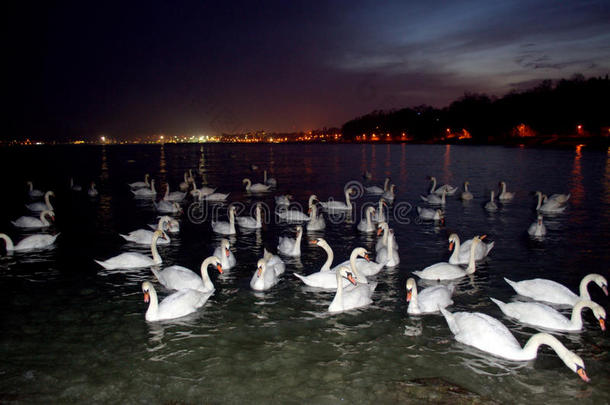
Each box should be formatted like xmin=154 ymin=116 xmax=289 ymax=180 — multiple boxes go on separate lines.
xmin=448 ymin=242 xmax=454 ymax=251
xmin=376 ymin=228 xmax=383 ymax=236
xmin=406 ymin=290 xmax=412 ymax=302
xmin=310 ymin=239 xmax=318 ymax=245
xmin=143 ymin=291 xmax=150 ymax=303
xmin=347 ymin=273 xmax=357 ymax=286
xmin=602 ymin=285 xmax=608 ymax=296
xmin=216 ymin=264 xmax=223 ymax=274
xmin=257 ymin=266 xmax=263 ymax=277
xmin=576 ymin=366 xmax=590 ymax=383
xmin=599 ymin=318 xmax=606 ymax=331
xmin=363 ymin=253 xmax=370 ymax=262
xmin=225 ymin=248 xmax=230 ymax=258
xmin=480 ymin=234 xmax=487 ymax=240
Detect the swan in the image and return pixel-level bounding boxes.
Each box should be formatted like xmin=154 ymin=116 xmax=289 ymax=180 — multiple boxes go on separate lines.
xmin=263 ymin=248 xmax=286 ymax=275
xmin=25 ymin=191 xmax=54 ymax=212
xmin=148 ymin=216 xmax=180 ymax=233
xmin=95 ymin=229 xmax=166 ymax=269
xmin=440 ymin=308 xmax=590 ymax=382
xmin=212 ymin=238 xmax=237 ymax=270
xmin=333 ymin=246 xmax=382 ymax=280
xmin=190 ymin=179 xmax=216 ymax=197
xmin=320 ymin=187 xmax=355 ymax=211
xmin=420 ymin=188 xmax=446 ymax=205
xmin=162 ymin=183 xmax=186 ymax=202
xmin=371 ymin=198 xmax=388 ymax=223
xmin=243 ymin=178 xmax=271 ymax=193
xmin=416 ymin=207 xmax=444 ymax=223
xmin=376 ymin=228 xmax=399 ymax=267
xmin=120 ymin=226 xmax=170 ymax=245
xmin=236 ymin=203 xmax=263 ymax=229
xmin=413 ymin=236 xmax=481 ymax=280
xmin=250 ymin=258 xmax=283 ymax=291
xmin=278 ymin=225 xmax=303 ymax=257
xmin=128 ymin=174 xmax=150 ymax=189
xmin=504 ymin=274 xmax=608 ymax=306
xmin=535 ymin=191 xmax=567 ymax=214
xmin=376 ymin=221 xmax=399 ymax=252
xmin=152 ymin=256 xmax=223 ymax=293
xmin=428 ymin=177 xmax=457 ymax=196
xmin=70 ymin=178 xmax=82 ymax=192
xmin=406 ymin=277 xmax=454 ymax=314
xmin=461 ymin=181 xmax=473 ymax=200
xmin=448 ymin=233 xmax=494 ymax=265
xmin=12 ymin=210 xmax=54 ymax=229
xmin=179 ymin=171 xmax=191 ymax=191
xmin=141 ymin=281 xmax=211 ymax=322
xmin=490 ymin=298 xmax=606 ymax=332
xmin=131 ymin=179 xmax=156 ymax=198
xmin=27 ymin=181 xmax=44 ymax=198
xmin=498 ymin=181 xmax=514 ymax=201
xmin=357 ymin=206 xmax=376 ymax=233
xmin=365 ymin=177 xmax=390 ymax=195
xmin=212 ymin=206 xmax=236 ymax=235
xmin=0 ymin=232 xmax=60 ymax=252
xmin=306 ymin=203 xmax=325 ymax=231
xmin=195 ymin=188 xmax=229 ymax=202
xmin=275 ymin=194 xmax=292 ymax=206
xmin=88 ymin=182 xmax=99 ymax=197
xmin=263 ymin=170 xmax=277 ymax=187
xmin=276 ymin=206 xmax=310 ymax=222
xmin=328 ymin=266 xmax=374 ymax=313
xmin=528 ymin=214 xmax=546 ymax=237
xmin=484 ymin=190 xmax=498 ymax=212
xmin=547 ymin=193 xmax=570 ymax=204
xmin=381 ymin=184 xmax=396 ymax=202
xmin=154 ymin=200 xmax=181 ymax=214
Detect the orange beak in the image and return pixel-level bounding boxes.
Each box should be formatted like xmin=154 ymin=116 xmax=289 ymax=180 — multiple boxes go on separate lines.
xmin=225 ymin=248 xmax=230 ymax=258
xmin=602 ymin=285 xmax=608 ymax=296
xmin=216 ymin=264 xmax=223 ymax=274
xmin=577 ymin=367 xmax=590 ymax=383
xmin=143 ymin=291 xmax=150 ymax=303
xmin=406 ymin=290 xmax=412 ymax=302
xmin=376 ymin=227 xmax=383 ymax=236
xmin=599 ymin=318 xmax=606 ymax=331
xmin=449 ymin=241 xmax=454 ymax=251
xmin=257 ymin=266 xmax=263 ymax=277
xmin=363 ymin=253 xmax=370 ymax=262
xmin=480 ymin=234 xmax=487 ymax=240
xmin=347 ymin=273 xmax=357 ymax=286
xmin=310 ymin=239 xmax=318 ymax=245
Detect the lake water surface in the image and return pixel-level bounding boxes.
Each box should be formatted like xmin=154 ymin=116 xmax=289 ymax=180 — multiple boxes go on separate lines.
xmin=0 ymin=143 xmax=608 ymax=404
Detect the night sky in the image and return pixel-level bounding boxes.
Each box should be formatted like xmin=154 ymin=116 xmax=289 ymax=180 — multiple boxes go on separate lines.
xmin=6 ymin=0 xmax=610 ymax=140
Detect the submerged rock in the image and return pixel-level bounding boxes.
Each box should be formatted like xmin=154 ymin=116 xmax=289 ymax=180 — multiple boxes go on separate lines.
xmin=385 ymin=377 xmax=500 ymax=404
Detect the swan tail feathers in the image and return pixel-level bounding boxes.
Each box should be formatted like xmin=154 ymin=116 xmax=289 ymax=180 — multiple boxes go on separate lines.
xmin=94 ymin=259 xmax=112 ymax=269
xmin=487 ymin=241 xmax=495 ymax=254
xmin=439 ymin=307 xmax=459 ymax=335
xmin=119 ymin=234 xmax=131 ymax=241
xmin=489 ymin=297 xmax=505 ymax=309
xmin=504 ymin=277 xmax=518 ymax=291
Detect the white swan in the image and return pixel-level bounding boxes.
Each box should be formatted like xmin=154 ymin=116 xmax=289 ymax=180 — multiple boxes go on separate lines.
xmin=12 ymin=210 xmax=54 ymax=229
xmin=490 ymin=297 xmax=606 ymax=332
xmin=381 ymin=184 xmax=396 ymax=202
xmin=263 ymin=170 xmax=277 ymax=187
xmin=163 ymin=183 xmax=186 ymax=202
xmin=420 ymin=188 xmax=446 ymax=205
xmin=371 ymin=198 xmax=387 ymax=223
xmin=328 ymin=266 xmax=374 ymax=313
xmin=25 ymin=191 xmax=54 ymax=212
xmin=535 ymin=191 xmax=567 ymax=214
xmin=484 ymin=190 xmax=498 ymax=212
xmin=250 ymin=258 xmax=282 ymax=291
xmin=428 ymin=176 xmax=458 ymax=196
xmin=141 ymin=281 xmax=211 ymax=322
xmin=276 ymin=206 xmax=310 ymax=222
xmin=306 ymin=203 xmax=325 ymax=232
xmin=152 ymin=256 xmax=223 ymax=293
xmin=212 ymin=238 xmax=237 ymax=270
xmin=131 ymin=179 xmax=156 ymax=198
xmin=416 ymin=207 xmax=444 ymax=222
xmin=190 ymin=179 xmax=216 ymax=197
xmin=461 ymin=181 xmax=473 ymax=201
xmin=179 ymin=171 xmax=191 ymax=191
xmin=0 ymin=232 xmax=60 ymax=252
xmin=128 ymin=174 xmax=150 ymax=189
xmin=212 ymin=206 xmax=236 ymax=235
xmin=498 ymin=181 xmax=514 ymax=201
xmin=413 ymin=236 xmax=481 ymax=280
xmin=357 ymin=206 xmax=376 ymax=233
xmin=440 ymin=307 xmax=590 ymax=382
xmin=236 ymin=203 xmax=263 ymax=229
xmin=95 ymin=230 xmax=165 ymax=269
xmin=333 ymin=246 xmax=382 ymax=280
xmin=27 ymin=181 xmax=44 ymax=198
xmin=70 ymin=178 xmax=82 ymax=192
xmin=320 ymin=187 xmax=355 ymax=211
xmin=406 ymin=277 xmax=454 ymax=314
xmin=148 ymin=216 xmax=180 ymax=233
xmin=120 ymin=226 xmax=170 ymax=245
xmin=547 ymin=193 xmax=570 ymax=204
xmin=263 ymin=249 xmax=286 ymax=275
xmin=375 ymin=221 xmax=399 ymax=252
xmin=88 ymin=182 xmax=99 ymax=197
xmin=376 ymin=228 xmax=399 ymax=267
xmin=528 ymin=214 xmax=546 ymax=237
xmin=365 ymin=177 xmax=390 ymax=195
xmin=154 ymin=200 xmax=181 ymax=214
xmin=504 ymin=274 xmax=608 ymax=306
xmin=275 ymin=194 xmax=292 ymax=206
xmin=448 ymin=233 xmax=494 ymax=265
xmin=243 ymin=178 xmax=271 ymax=193
xmin=278 ymin=225 xmax=303 ymax=257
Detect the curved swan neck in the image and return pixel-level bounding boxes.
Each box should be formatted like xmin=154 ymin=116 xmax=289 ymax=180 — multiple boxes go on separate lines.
xmin=0 ymin=234 xmax=15 ymax=251
xmin=384 ymin=177 xmax=390 ymax=191
xmin=464 ymin=182 xmax=469 ymax=192
xmin=150 ymin=179 xmax=156 ymax=193
xmin=579 ymin=274 xmax=601 ymax=300
xmin=320 ymin=242 xmax=334 ymax=271
xmin=150 ymin=233 xmax=163 ymax=264
xmin=382 ymin=226 xmax=389 ymax=244
xmin=366 ymin=208 xmax=373 ymax=226
xmin=200 ymin=258 xmax=215 ymax=289
xmin=344 ymin=189 xmax=352 ymax=208
xmin=144 ymin=174 xmax=150 ymax=186
xmin=44 ymin=192 xmax=54 ymax=211
xmin=40 ymin=210 xmax=51 ymax=226
xmin=521 ymin=333 xmax=572 ymax=363
xmin=292 ymin=228 xmax=303 ymax=254
xmin=569 ymin=300 xmax=596 ymax=329
xmin=429 ymin=177 xmax=437 ymax=194
xmin=449 ymin=235 xmax=461 ymax=263
xmin=535 ymin=192 xmax=543 ymax=210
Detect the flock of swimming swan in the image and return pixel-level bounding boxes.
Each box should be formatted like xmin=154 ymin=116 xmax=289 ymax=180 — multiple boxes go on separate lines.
xmin=1 ymin=172 xmax=605 ymax=384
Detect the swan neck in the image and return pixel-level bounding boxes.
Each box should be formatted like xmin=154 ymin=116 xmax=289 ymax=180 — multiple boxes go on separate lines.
xmin=320 ymin=243 xmax=334 ymax=271
xmin=255 ymin=205 xmax=262 ymax=225
xmin=229 ymin=208 xmax=235 ymax=233
xmin=150 ymin=233 xmax=162 ymax=264
xmin=449 ymin=236 xmax=461 ymax=262
xmin=579 ymin=274 xmax=597 ymax=300
xmin=335 ymin=269 xmax=344 ymax=305
xmin=293 ymin=229 xmax=302 ymax=254
xmin=522 ymin=333 xmax=571 ymax=363
xmin=430 ymin=177 xmax=437 ymax=193
xmin=569 ymin=300 xmax=591 ymax=328
xmin=40 ymin=211 xmax=49 ymax=226
xmin=0 ymin=234 xmax=14 ymax=251
xmin=200 ymin=258 xmax=214 ymax=289
xmin=384 ymin=177 xmax=390 ymax=191
xmin=45 ymin=193 xmax=53 ymax=210
xmin=146 ymin=285 xmax=159 ymax=319
xmin=382 ymin=226 xmax=389 ymax=244
xmin=164 ymin=184 xmax=169 ymax=199
xmin=536 ymin=192 xmax=542 ymax=210
xmin=150 ymin=180 xmax=156 ymax=193
xmin=344 ymin=189 xmax=352 ymax=208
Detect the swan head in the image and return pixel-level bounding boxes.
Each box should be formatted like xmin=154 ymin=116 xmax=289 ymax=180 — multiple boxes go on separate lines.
xmin=590 ymin=302 xmax=606 ymax=331
xmin=337 ymin=266 xmax=357 ymax=286
xmin=42 ymin=210 xmax=55 ymax=222
xmin=220 ymin=239 xmax=231 ymax=257
xmin=376 ymin=221 xmax=388 ymax=235
xmin=242 ymin=178 xmax=251 ymax=186
xmin=537 ymin=214 xmax=544 ymax=225
xmin=153 ymin=229 xmax=168 ymax=241
xmin=256 ymin=258 xmax=266 ymax=277
xmin=310 ymin=237 xmax=328 ymax=248
xmin=567 ymin=353 xmax=590 ymax=382
xmin=208 ymin=256 xmax=224 ymax=274
xmin=295 ymin=225 xmax=303 ymax=234
xmin=591 ymin=274 xmax=608 ymax=296
xmin=405 ymin=278 xmax=416 ymax=302
xmin=352 ymin=247 xmax=370 ymax=262
xmin=141 ymin=281 xmax=154 ymax=303
xmin=448 ymin=233 xmax=459 ymax=251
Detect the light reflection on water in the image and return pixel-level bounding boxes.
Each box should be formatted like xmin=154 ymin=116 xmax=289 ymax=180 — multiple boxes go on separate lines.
xmin=0 ymin=144 xmax=608 ymax=403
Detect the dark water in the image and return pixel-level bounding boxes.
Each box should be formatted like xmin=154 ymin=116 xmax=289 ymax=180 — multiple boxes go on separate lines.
xmin=0 ymin=143 xmax=608 ymax=404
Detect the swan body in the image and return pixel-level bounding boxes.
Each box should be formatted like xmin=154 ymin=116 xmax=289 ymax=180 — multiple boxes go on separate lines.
xmin=250 ymin=258 xmax=283 ymax=291
xmin=448 ymin=233 xmax=494 ymax=265
xmin=95 ymin=230 xmax=165 ymax=269
xmin=328 ymin=266 xmax=373 ymax=313
xmin=263 ymin=170 xmax=277 ymax=187
xmin=88 ymin=182 xmax=99 ymax=197
xmin=190 ymin=179 xmax=216 ymax=197
xmin=420 ymin=189 xmax=446 ymax=205
xmin=163 ymin=184 xmax=186 ymax=202
xmin=484 ymin=190 xmax=498 ymax=212
xmin=131 ymin=179 xmax=156 ymax=198
xmin=381 ymin=184 xmax=396 ymax=202
xmin=275 ymin=194 xmax=292 ymax=206
xmin=243 ymin=178 xmax=270 ymax=193
xmin=504 ymin=274 xmax=608 ymax=306
xmin=498 ymin=181 xmax=514 ymax=201
xmin=365 ymin=177 xmax=390 ymax=195
xmin=120 ymin=229 xmax=170 ymax=245
xmin=128 ymin=174 xmax=150 ymax=189
xmin=236 ymin=203 xmax=263 ymax=229
xmin=202 ymin=192 xmax=229 ymax=202
xmin=141 ymin=281 xmax=211 ymax=322
xmin=547 ymin=193 xmax=570 ymax=204
xmin=357 ymin=206 xmax=376 ymax=233
xmin=406 ymin=278 xmax=454 ymax=314
xmin=25 ymin=191 xmax=54 ymax=212
xmin=528 ymin=214 xmax=546 ymax=237
xmin=376 ymin=229 xmax=399 ymax=267
xmin=428 ymin=177 xmax=457 ymax=196
xmin=413 ymin=236 xmax=480 ymax=280
xmin=461 ymin=181 xmax=473 ymax=200
xmin=154 ymin=200 xmax=181 ymax=214
xmin=320 ymin=187 xmax=354 ymax=211
xmin=12 ymin=210 xmax=54 ymax=229
xmin=152 ymin=256 xmax=223 ymax=293
xmin=278 ymin=225 xmax=303 ymax=257
xmin=306 ymin=204 xmax=325 ymax=231
xmin=535 ymin=191 xmax=567 ymax=214
xmin=376 ymin=221 xmax=399 ymax=252
xmin=212 ymin=206 xmax=237 ymax=235
xmin=490 ymin=298 xmax=606 ymax=332
xmin=213 ymin=238 xmax=237 ymax=270
xmin=0 ymin=233 xmax=60 ymax=251
xmin=416 ymin=207 xmax=444 ymax=222
xmin=277 ymin=208 xmax=310 ymax=222
xmin=440 ymin=308 xmax=590 ymax=381
xmin=27 ymin=181 xmax=44 ymax=198
xmin=70 ymin=178 xmax=82 ymax=192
